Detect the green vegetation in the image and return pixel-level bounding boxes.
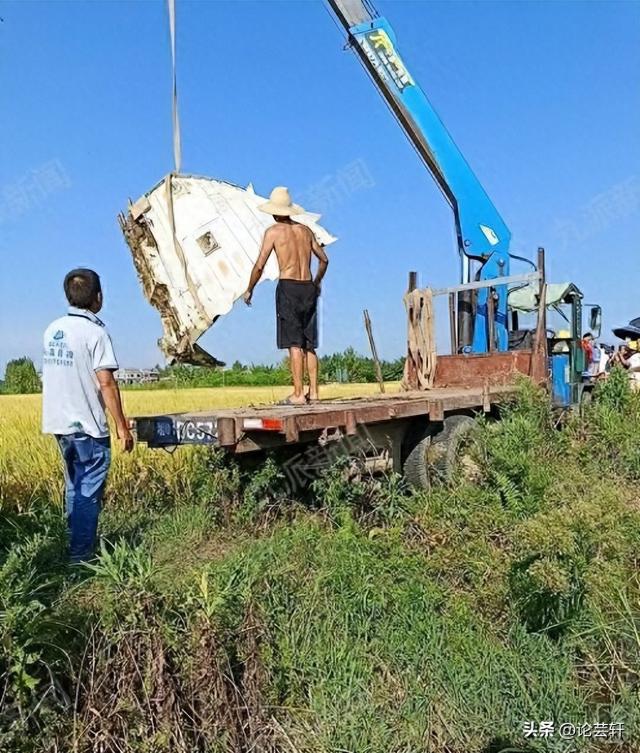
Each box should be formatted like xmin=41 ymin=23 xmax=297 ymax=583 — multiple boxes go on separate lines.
xmin=1 ymin=371 xmax=640 ymax=751
xmin=1 ymin=348 xmax=404 ymax=394
xmin=134 ymin=347 xmax=405 ymax=390
xmin=0 ymin=357 xmax=41 ymax=394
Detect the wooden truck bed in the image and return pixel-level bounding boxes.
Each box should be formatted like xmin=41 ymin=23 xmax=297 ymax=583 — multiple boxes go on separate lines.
xmin=133 ymin=382 xmax=517 ymax=453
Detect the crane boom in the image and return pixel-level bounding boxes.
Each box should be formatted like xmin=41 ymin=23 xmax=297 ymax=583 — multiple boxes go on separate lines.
xmin=327 ymin=0 xmax=512 ymax=352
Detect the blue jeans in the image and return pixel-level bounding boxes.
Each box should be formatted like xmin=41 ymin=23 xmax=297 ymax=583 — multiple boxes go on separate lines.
xmin=56 ymin=433 xmax=111 ymax=562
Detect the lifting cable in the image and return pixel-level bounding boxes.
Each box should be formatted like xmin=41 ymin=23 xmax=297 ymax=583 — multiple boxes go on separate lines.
xmin=167 ymin=0 xmax=182 ymax=174
xmin=164 ymin=0 xmax=207 ymax=322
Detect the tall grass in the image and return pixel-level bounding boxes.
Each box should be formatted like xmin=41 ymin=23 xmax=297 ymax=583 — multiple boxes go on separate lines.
xmin=0 ymin=383 xmax=390 ymax=513
xmin=1 ymin=377 xmax=640 ymax=752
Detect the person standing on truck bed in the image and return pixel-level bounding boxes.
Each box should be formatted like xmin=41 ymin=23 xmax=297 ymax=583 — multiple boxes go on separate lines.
xmin=41 ymin=269 xmax=134 ymax=564
xmin=243 ymin=186 xmax=329 ymax=405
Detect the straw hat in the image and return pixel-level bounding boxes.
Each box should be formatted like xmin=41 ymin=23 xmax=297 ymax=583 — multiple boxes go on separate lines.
xmin=258 ymin=186 xmax=304 ymax=216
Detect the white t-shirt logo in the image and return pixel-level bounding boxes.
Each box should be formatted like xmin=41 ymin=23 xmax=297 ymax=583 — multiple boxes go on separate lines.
xmin=42 ymin=310 xmax=119 ymax=438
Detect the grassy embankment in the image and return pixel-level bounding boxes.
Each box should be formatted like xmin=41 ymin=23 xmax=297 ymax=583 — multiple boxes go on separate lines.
xmin=1 ymin=374 xmax=639 ymax=752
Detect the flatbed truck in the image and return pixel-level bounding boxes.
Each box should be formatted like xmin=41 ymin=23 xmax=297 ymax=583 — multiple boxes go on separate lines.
xmin=127 ymin=2 xmax=601 ymax=489
xmin=133 ymin=347 xmax=546 ymax=489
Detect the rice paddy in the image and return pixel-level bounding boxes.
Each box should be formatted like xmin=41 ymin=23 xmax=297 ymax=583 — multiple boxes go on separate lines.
xmin=2 ymin=376 xmax=640 ymax=752
xmin=0 ymin=383 xmax=391 ymax=511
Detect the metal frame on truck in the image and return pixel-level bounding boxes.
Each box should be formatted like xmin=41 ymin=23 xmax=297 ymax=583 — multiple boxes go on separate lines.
xmin=127 ymin=4 xmax=601 ymax=488
xmin=132 ymin=257 xmax=549 ymax=489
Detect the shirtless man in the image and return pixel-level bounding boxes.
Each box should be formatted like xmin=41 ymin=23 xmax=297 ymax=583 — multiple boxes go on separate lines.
xmin=243 ymin=187 xmax=329 ymax=404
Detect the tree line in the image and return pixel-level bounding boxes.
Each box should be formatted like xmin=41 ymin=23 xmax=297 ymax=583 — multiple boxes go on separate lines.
xmin=0 ymin=348 xmax=404 ymax=394
xmin=0 ymin=358 xmax=42 ymax=394
xmin=132 ymin=347 xmax=404 ymax=389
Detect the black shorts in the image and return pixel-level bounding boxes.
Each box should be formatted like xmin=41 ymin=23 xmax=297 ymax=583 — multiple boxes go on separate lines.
xmin=276 ymin=279 xmax=318 ymax=350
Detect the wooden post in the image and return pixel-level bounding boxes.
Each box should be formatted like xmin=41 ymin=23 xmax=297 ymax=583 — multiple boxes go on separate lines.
xmin=533 ymin=249 xmax=547 ymax=350
xmin=364 ymin=309 xmax=385 ymax=393
xmin=405 ymin=271 xmax=418 ymax=390
xmin=536 ymin=247 xmax=547 ymax=343
xmin=449 ymin=292 xmax=457 ymax=354
xmin=530 ymin=247 xmax=548 ymax=382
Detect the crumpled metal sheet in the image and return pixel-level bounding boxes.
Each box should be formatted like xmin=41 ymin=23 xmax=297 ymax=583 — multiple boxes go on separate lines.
xmin=119 ymin=174 xmax=337 ymax=366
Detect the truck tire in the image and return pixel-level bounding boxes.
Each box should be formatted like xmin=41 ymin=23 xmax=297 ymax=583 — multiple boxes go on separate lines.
xmin=403 ymin=414 xmax=477 ymax=490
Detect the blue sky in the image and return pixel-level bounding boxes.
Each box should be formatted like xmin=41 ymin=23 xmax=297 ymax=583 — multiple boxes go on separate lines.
xmin=1 ymin=0 xmax=639 ymax=373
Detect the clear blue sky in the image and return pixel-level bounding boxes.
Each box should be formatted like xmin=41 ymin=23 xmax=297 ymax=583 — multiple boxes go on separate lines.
xmin=1 ymin=0 xmax=639 ymax=373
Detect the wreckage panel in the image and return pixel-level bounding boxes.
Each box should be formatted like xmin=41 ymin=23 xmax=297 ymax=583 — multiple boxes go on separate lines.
xmin=121 ymin=175 xmax=336 ymax=364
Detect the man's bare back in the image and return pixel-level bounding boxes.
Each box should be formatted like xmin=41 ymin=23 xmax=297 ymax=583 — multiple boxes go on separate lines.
xmin=257 ymin=219 xmax=328 ymax=282
xmin=243 ymin=211 xmax=329 ymax=405
xmin=244 ymin=217 xmax=329 ymax=302
xmin=268 ymin=221 xmax=314 ymax=281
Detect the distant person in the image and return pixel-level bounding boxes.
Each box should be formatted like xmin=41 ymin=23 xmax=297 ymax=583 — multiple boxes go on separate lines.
xmin=42 ymin=269 xmax=134 ymax=563
xmin=243 ymin=187 xmax=329 ymax=404
xmin=581 ymin=332 xmax=601 ymax=378
xmin=598 ymin=343 xmax=612 ymax=376
xmin=612 ymin=340 xmax=640 ymax=390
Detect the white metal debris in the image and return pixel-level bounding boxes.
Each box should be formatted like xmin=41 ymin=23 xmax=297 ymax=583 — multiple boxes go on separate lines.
xmin=119 ymin=174 xmax=337 ymax=366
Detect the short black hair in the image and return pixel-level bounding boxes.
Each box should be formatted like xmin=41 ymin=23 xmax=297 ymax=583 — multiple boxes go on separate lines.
xmin=63 ymin=268 xmax=102 ymax=308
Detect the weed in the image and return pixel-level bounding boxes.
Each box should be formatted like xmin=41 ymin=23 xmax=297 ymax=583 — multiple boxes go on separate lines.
xmin=2 ymin=383 xmax=640 ymax=751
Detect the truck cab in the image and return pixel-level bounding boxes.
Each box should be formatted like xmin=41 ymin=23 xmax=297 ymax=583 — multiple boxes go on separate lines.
xmin=509 ymin=283 xmax=602 ymax=407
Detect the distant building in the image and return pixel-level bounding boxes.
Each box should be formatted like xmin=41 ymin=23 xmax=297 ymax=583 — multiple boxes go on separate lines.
xmin=115 ymin=368 xmax=160 ymax=385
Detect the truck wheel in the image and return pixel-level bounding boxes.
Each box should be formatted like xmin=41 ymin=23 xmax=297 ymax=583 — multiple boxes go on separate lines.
xmin=403 ymin=414 xmax=477 ymax=490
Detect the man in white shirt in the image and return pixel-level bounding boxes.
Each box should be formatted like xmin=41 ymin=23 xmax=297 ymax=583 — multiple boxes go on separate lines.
xmin=42 ymin=268 xmax=134 ymax=563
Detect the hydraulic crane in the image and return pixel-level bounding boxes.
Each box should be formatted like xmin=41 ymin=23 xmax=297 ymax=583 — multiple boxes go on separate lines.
xmin=327 ymin=0 xmax=514 ymax=353
xmin=127 ymin=0 xmax=608 ymax=477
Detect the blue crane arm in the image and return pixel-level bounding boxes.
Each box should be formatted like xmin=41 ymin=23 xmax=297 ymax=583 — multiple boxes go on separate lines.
xmin=327 ymin=0 xmax=512 ymax=352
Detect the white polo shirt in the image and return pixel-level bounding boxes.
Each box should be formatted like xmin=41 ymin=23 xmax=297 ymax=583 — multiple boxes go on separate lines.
xmin=42 ymin=307 xmax=119 ymax=438
xmin=628 ymin=352 xmax=640 ymax=384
